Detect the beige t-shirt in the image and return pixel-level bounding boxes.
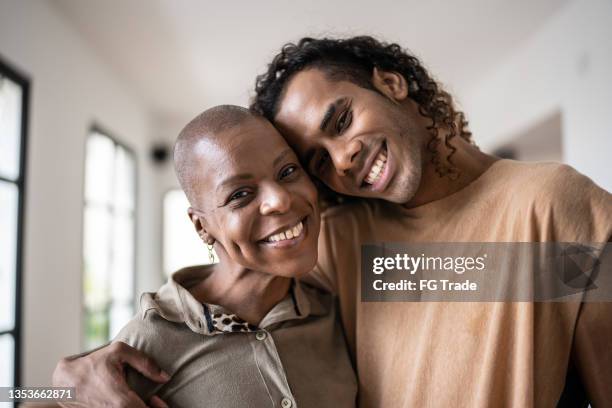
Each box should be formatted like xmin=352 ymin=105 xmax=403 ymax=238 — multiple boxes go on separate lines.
xmin=313 ymin=160 xmax=612 ymax=407
xmin=115 ymin=266 xmax=357 ymax=408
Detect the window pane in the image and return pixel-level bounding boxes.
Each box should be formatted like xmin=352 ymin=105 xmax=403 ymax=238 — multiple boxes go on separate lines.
xmin=83 ymin=131 xmax=136 ymax=349
xmin=85 ymin=133 xmax=115 ymax=205
xmin=113 ymin=145 xmax=135 ymax=212
xmin=83 ymin=206 xmax=111 ymax=310
xmin=110 ymin=213 xmax=134 ymax=304
xmin=163 ymin=189 xmax=210 ymax=278
xmin=0 ymin=181 xmax=17 ymax=332
xmin=109 ymin=303 xmax=133 ymax=339
xmin=84 ymin=307 xmax=108 ymax=350
xmin=0 ymin=334 xmax=14 ymax=388
xmin=0 ymin=76 xmax=22 ymax=181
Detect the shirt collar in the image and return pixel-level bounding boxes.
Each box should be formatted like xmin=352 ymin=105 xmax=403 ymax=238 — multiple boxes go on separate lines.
xmin=139 ymin=265 xmax=327 ymax=336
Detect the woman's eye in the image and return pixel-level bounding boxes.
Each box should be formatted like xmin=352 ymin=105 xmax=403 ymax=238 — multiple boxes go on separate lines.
xmin=336 ymin=109 xmax=352 ymax=133
xmin=280 ymin=164 xmax=299 ymax=179
xmin=229 ymin=190 xmax=250 ymax=202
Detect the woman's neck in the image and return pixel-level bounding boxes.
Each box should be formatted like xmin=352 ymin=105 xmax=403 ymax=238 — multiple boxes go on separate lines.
xmin=188 ymin=256 xmax=291 ymax=326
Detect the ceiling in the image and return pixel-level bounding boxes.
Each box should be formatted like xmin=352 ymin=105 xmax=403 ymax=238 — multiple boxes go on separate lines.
xmin=51 ymin=0 xmax=568 ymax=131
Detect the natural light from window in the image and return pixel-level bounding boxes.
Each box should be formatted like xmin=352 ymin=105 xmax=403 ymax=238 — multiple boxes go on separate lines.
xmin=163 ymin=189 xmax=211 ymax=278
xmin=0 ymin=69 xmax=25 ymax=393
xmin=82 ymin=131 xmax=136 ymax=350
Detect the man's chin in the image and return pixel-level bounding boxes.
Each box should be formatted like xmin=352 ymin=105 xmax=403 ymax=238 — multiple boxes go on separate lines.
xmin=353 ymin=190 xmax=408 ymax=203
xmin=384 ymin=177 xmax=422 ymax=205
xmin=377 ymin=191 xmax=413 ymax=204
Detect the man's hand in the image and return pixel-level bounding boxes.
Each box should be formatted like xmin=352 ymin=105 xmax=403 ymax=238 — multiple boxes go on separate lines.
xmin=52 ymin=341 xmax=170 ymax=408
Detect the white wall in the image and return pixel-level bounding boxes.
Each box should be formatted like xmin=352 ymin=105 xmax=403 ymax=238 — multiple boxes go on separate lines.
xmin=0 ymin=0 xmax=158 ymax=385
xmin=462 ymin=0 xmax=612 ymax=192
xmin=148 ymin=115 xmax=186 ymax=281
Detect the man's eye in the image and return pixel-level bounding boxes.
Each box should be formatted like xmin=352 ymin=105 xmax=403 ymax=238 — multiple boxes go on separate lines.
xmin=336 ymin=109 xmax=352 ymax=133
xmin=280 ymin=164 xmax=300 ymax=179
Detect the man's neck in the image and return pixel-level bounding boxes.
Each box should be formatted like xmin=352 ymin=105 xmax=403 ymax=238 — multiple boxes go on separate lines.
xmin=405 ymin=135 xmax=499 ymax=208
xmin=188 ymin=257 xmax=291 ymax=326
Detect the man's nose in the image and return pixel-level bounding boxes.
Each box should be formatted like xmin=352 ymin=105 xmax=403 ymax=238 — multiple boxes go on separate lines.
xmin=260 ymin=182 xmax=292 ymax=215
xmin=330 ymin=139 xmax=362 ymax=177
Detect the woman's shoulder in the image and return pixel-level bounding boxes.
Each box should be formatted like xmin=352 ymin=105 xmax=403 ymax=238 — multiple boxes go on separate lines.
xmin=114 ymin=295 xmax=197 ymax=354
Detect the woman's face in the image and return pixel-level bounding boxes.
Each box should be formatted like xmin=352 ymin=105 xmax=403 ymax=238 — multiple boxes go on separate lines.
xmin=191 ymin=117 xmax=320 ymax=278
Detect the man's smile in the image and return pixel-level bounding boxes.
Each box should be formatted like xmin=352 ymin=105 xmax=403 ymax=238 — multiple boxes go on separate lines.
xmin=358 ymin=141 xmax=392 ymax=192
xmin=364 ymin=146 xmax=387 ymax=185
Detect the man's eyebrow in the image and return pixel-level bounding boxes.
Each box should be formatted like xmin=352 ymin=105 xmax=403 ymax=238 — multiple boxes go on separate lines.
xmin=273 ymin=148 xmax=293 ymax=167
xmin=319 ymin=98 xmax=346 ymax=131
xmin=216 ymin=173 xmax=252 ymax=192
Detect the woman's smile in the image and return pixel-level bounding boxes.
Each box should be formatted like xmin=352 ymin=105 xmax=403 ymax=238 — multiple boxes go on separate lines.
xmin=260 ymin=215 xmax=310 ymax=248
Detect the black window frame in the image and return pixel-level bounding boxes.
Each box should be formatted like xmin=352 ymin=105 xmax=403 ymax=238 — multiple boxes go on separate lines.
xmin=0 ymin=55 xmax=30 ymax=389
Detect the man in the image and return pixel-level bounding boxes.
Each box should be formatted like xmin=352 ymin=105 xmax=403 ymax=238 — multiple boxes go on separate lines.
xmin=54 ymin=36 xmax=612 ymax=407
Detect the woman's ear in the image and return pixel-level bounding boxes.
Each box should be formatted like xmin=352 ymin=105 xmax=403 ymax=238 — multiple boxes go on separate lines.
xmin=371 ymin=67 xmax=409 ymax=102
xmin=187 ymin=207 xmax=215 ymax=245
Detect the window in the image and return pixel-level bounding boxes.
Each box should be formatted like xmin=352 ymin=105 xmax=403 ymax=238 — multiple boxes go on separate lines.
xmin=0 ymin=58 xmax=28 ymax=391
xmin=163 ymin=189 xmax=211 ymax=278
xmin=83 ymin=129 xmax=136 ymax=349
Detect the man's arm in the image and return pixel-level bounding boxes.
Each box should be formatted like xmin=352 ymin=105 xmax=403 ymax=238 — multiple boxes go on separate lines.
xmin=52 ymin=341 xmax=170 ymax=408
xmin=544 ymin=167 xmax=612 ymax=404
xmin=571 ymin=301 xmax=612 ymax=405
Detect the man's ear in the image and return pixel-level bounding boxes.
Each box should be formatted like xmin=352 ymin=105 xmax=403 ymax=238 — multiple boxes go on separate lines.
xmin=187 ymin=207 xmax=215 ymax=245
xmin=371 ymin=67 xmax=409 ymax=102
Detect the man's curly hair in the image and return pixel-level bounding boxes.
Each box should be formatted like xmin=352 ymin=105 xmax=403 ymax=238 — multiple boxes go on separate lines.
xmin=250 ymin=36 xmax=474 ymax=179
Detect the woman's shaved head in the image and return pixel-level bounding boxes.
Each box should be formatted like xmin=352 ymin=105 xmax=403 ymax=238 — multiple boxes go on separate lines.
xmin=174 ymin=105 xmax=261 ymax=205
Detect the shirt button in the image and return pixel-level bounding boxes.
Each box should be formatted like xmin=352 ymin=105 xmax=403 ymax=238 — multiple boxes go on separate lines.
xmin=281 ymin=397 xmax=292 ymax=408
xmin=255 ymin=331 xmax=267 ymax=341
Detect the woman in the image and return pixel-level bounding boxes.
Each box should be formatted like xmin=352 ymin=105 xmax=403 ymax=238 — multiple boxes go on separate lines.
xmin=113 ymin=105 xmax=357 ymax=407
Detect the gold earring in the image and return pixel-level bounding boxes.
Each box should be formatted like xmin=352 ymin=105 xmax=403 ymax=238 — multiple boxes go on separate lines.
xmin=207 ymin=243 xmax=215 ymax=263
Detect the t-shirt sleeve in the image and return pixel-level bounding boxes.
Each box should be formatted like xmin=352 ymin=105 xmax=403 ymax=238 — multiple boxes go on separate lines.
xmin=533 ymin=164 xmax=612 ymax=242
xmin=536 ymin=164 xmax=612 ymax=405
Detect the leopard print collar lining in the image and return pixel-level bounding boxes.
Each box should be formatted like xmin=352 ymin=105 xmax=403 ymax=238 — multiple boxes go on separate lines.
xmin=203 ymin=304 xmax=259 ymax=334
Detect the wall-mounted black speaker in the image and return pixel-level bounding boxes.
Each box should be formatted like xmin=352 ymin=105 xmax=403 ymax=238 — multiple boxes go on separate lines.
xmin=151 ymin=143 xmax=170 ymax=165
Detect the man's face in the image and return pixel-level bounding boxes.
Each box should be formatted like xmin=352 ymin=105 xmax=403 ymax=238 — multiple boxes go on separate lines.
xmin=274 ymin=68 xmax=428 ymax=204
